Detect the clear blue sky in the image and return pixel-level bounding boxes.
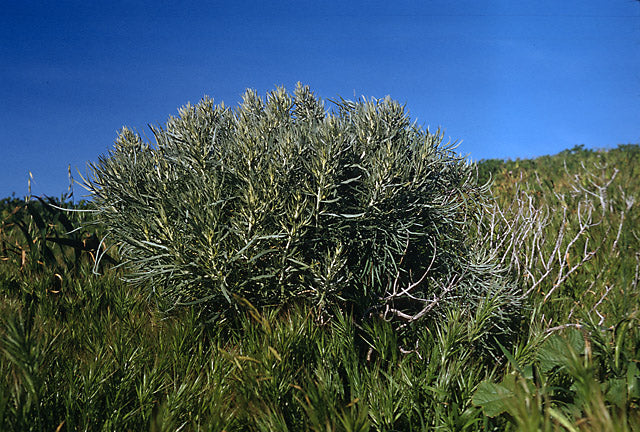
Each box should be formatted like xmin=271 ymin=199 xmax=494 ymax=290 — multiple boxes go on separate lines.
xmin=1 ymin=0 xmax=639 ymax=198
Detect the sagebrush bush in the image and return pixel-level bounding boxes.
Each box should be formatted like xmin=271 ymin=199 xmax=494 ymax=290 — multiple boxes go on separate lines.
xmin=85 ymin=84 xmax=520 ymax=334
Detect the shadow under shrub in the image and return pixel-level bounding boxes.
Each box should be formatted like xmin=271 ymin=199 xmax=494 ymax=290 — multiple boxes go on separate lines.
xmin=84 ymin=83 xmax=520 ymax=346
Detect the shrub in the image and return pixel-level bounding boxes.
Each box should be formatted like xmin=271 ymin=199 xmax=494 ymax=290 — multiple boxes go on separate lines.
xmin=84 ymin=84 xmax=520 ymax=336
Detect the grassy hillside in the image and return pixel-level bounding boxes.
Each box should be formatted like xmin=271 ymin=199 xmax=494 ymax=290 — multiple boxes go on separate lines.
xmin=0 ymin=144 xmax=638 ymax=431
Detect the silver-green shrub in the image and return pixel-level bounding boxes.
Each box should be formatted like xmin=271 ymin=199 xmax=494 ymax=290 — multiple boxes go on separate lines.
xmin=85 ymin=84 xmax=520 ymax=333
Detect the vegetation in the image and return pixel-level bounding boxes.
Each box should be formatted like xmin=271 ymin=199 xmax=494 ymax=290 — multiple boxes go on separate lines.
xmin=0 ymin=86 xmax=638 ymax=430
xmin=82 ymin=84 xmax=520 ymax=346
xmin=472 ymin=143 xmax=640 ymax=430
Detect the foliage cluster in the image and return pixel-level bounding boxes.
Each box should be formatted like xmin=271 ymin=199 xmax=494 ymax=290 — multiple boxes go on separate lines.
xmin=478 ymin=143 xmax=639 ymax=320
xmin=83 ymin=84 xmax=520 ymax=339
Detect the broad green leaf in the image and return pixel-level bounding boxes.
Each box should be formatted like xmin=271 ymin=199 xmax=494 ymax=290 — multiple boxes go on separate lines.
xmin=538 ymin=329 xmax=584 ymax=373
xmin=605 ymin=378 xmax=627 ymax=408
xmin=472 ymin=381 xmax=515 ymax=417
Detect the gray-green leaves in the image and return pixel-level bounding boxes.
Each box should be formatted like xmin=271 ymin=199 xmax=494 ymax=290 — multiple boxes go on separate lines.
xmin=84 ymin=84 xmax=518 ymax=336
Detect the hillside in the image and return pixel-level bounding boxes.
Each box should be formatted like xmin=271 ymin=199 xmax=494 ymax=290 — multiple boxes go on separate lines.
xmin=0 ymin=144 xmax=638 ymax=431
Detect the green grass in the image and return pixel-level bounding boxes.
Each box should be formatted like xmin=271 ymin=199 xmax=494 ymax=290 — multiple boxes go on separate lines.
xmin=1 ymin=144 xmax=639 ymax=431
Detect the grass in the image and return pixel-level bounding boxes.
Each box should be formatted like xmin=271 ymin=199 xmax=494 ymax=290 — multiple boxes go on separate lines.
xmin=1 ymin=144 xmax=639 ymax=431
xmin=0 ymin=268 xmax=501 ymax=431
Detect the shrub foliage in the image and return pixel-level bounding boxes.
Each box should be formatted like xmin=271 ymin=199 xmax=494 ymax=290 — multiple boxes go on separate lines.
xmin=84 ymin=84 xmax=518 ymax=328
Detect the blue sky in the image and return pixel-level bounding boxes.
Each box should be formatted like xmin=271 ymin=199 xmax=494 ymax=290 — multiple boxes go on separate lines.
xmin=1 ymin=0 xmax=639 ymax=198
